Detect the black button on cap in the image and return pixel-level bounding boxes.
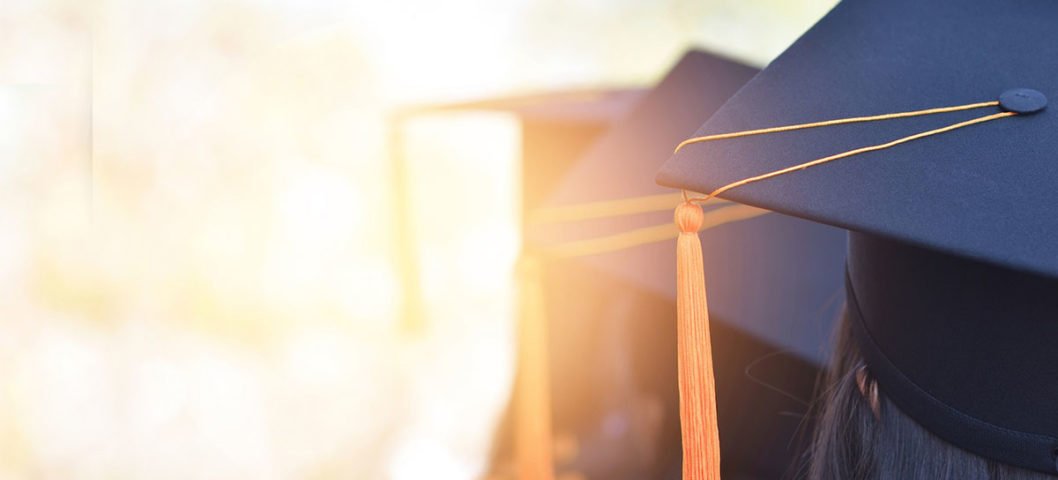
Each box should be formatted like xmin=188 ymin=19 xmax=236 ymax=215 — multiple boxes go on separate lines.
xmin=999 ymin=88 xmax=1047 ymax=114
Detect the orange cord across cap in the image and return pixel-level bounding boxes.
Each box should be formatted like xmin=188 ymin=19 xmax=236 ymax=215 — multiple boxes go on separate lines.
xmin=677 ymin=101 xmax=1013 ymax=205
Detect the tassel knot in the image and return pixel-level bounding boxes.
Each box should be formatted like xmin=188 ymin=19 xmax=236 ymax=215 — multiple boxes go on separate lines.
xmin=675 ymin=202 xmax=704 ymax=233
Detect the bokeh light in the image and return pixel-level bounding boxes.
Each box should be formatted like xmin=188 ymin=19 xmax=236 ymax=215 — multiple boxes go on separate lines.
xmin=0 ymin=0 xmax=835 ymax=478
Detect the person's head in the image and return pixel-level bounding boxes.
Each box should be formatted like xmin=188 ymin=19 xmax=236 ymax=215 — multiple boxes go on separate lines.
xmin=807 ymin=314 xmax=1052 ymax=480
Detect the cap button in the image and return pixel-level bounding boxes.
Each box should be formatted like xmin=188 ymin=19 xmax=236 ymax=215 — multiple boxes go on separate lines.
xmin=999 ymin=88 xmax=1047 ymax=114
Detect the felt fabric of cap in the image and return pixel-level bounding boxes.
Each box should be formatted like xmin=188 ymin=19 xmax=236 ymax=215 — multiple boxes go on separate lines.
xmin=656 ymin=0 xmax=1058 ymax=474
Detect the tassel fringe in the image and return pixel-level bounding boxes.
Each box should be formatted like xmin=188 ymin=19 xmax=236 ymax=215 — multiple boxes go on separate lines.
xmin=675 ymin=202 xmax=721 ymax=480
xmin=515 ymin=255 xmax=555 ymax=480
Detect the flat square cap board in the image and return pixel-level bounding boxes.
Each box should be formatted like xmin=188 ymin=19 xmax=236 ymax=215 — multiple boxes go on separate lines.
xmin=657 ymin=0 xmax=1058 ymax=474
xmin=658 ymin=0 xmax=1058 ymax=278
xmin=407 ymin=89 xmax=646 ymax=124
xmin=538 ymin=49 xmax=847 ymax=366
xmin=405 ymin=87 xmax=648 ymax=211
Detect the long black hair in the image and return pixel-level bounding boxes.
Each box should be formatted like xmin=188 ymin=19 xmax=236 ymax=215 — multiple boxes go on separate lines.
xmin=807 ymin=313 xmax=1052 ymax=480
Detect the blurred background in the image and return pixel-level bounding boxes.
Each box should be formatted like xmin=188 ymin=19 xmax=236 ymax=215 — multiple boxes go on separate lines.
xmin=0 ymin=0 xmax=836 ymax=478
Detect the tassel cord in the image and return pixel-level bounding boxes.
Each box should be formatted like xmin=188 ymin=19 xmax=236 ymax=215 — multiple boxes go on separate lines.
xmin=675 ymin=203 xmax=721 ymax=480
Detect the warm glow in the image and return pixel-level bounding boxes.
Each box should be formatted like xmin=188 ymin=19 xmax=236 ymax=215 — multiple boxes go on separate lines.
xmin=0 ymin=0 xmax=837 ymax=478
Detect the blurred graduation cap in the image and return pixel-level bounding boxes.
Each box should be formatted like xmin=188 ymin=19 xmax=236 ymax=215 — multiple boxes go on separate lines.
xmin=658 ymin=0 xmax=1058 ymax=475
xmin=391 ymin=88 xmax=644 ymax=334
xmin=492 ymin=49 xmax=848 ymax=480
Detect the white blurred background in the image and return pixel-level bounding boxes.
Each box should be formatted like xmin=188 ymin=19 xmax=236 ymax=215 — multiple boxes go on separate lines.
xmin=0 ymin=0 xmax=834 ymax=478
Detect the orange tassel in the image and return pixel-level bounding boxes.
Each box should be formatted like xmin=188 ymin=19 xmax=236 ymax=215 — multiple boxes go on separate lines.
xmin=675 ymin=202 xmax=721 ymax=480
xmin=515 ymin=255 xmax=555 ymax=480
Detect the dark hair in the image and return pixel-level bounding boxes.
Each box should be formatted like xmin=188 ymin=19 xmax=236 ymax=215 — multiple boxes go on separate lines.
xmin=807 ymin=313 xmax=1052 ymax=480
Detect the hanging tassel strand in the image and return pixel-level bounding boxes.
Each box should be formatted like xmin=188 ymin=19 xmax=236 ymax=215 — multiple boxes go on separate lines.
xmin=674 ymin=201 xmax=721 ymax=480
xmin=515 ymin=254 xmax=555 ymax=480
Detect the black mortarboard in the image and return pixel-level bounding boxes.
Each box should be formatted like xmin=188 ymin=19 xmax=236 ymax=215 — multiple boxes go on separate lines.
xmin=520 ymin=50 xmax=847 ymax=479
xmin=658 ymin=0 xmax=1058 ymax=474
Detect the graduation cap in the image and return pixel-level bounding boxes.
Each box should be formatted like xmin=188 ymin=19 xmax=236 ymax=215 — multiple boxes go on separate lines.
xmin=497 ymin=49 xmax=848 ymax=479
xmin=391 ymin=88 xmax=643 ymax=334
xmin=656 ymin=0 xmax=1058 ymax=476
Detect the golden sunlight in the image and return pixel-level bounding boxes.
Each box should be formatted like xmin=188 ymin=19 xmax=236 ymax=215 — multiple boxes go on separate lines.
xmin=0 ymin=0 xmax=836 ymax=478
